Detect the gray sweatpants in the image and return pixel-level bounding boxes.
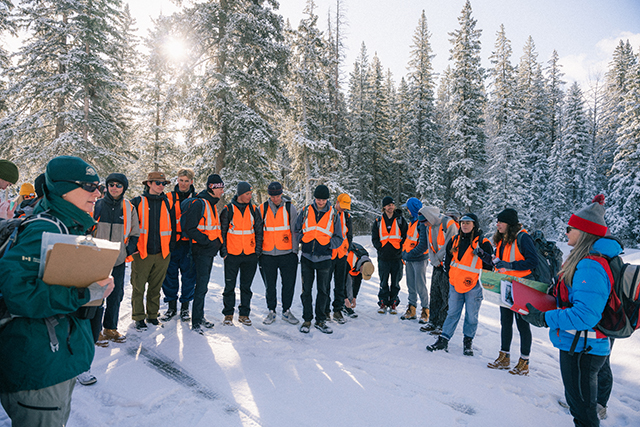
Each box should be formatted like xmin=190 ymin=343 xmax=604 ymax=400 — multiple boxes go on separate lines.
xmin=0 ymin=378 xmax=76 ymax=427
xmin=405 ymin=259 xmax=429 ymax=308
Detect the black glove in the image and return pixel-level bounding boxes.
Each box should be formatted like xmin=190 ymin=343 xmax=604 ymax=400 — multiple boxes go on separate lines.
xmin=522 ymin=303 xmax=548 ymax=328
xmin=494 ymin=260 xmax=513 ymax=270
xmin=473 ymin=246 xmax=493 ymax=266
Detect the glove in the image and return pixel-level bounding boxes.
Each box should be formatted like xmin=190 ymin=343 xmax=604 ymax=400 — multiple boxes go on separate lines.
xmin=494 ymin=260 xmax=513 ymax=270
xmin=522 ymin=303 xmax=548 ymax=328
xmin=472 ymin=246 xmax=485 ymax=256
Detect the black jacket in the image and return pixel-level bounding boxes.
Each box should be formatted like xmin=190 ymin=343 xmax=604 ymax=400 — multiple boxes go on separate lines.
xmin=131 ymin=191 xmax=176 ymax=256
xmin=371 ymin=209 xmax=408 ymax=261
xmin=444 ymin=229 xmax=494 ymax=273
xmin=94 ymin=192 xmax=139 ymax=257
xmin=181 ymin=189 xmax=222 ymax=257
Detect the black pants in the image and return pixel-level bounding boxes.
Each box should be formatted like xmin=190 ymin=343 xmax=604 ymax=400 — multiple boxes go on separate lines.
xmin=192 ymin=253 xmax=215 ymax=326
xmin=500 ymin=306 xmax=532 ymax=356
xmin=560 ymin=350 xmax=607 ymax=427
xmin=300 ymin=256 xmax=331 ymax=322
xmin=326 ymin=255 xmax=347 ymax=313
xmin=597 ymin=338 xmax=615 ymax=407
xmin=259 ymin=253 xmax=298 ymax=312
xmin=103 ymin=262 xmax=126 ymax=330
xmin=223 ymin=253 xmax=258 ymax=317
xmin=377 ymin=258 xmax=402 ymax=306
xmin=429 ymin=266 xmax=449 ymax=327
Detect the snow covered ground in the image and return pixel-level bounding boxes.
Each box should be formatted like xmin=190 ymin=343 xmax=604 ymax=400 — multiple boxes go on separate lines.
xmin=2 ymin=237 xmax=639 ymax=426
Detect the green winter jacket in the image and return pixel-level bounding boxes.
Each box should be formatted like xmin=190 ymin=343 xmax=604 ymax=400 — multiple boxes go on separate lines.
xmin=0 ymin=193 xmax=95 ymax=393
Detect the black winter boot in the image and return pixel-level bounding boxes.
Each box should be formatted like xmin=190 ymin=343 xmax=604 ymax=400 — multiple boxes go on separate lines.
xmin=161 ymin=300 xmax=177 ymax=321
xmin=180 ymin=302 xmax=190 ymax=321
xmin=463 ymin=336 xmax=474 ymax=356
xmin=426 ymin=336 xmax=449 ymax=352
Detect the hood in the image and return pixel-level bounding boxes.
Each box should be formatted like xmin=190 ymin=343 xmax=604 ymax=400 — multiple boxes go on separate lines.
xmin=591 ymin=237 xmax=623 ymax=259
xmin=405 ymin=197 xmax=422 ymax=220
xmin=419 ymin=205 xmax=441 ymax=225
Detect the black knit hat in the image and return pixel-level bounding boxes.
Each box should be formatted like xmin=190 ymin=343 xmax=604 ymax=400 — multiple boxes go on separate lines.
xmin=34 ymin=173 xmax=45 ymax=198
xmin=268 ymin=181 xmax=283 ymax=196
xmin=207 ymin=174 xmax=224 ymax=190
xmin=382 ymin=196 xmax=394 ymax=207
xmin=497 ymin=208 xmax=519 ymax=226
xmin=106 ymin=173 xmax=129 ymax=193
xmin=314 ymin=184 xmax=330 ymax=200
xmin=237 ymin=181 xmax=252 ymax=196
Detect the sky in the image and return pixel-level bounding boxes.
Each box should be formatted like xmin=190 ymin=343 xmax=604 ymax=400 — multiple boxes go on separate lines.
xmin=128 ymin=0 xmax=640 ymax=91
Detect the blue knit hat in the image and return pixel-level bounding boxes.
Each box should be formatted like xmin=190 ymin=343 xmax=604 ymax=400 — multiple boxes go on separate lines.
xmin=405 ymin=197 xmax=422 ymax=220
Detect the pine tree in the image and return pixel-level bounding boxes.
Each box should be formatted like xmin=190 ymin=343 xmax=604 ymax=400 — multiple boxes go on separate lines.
xmin=0 ymin=0 xmax=16 ymax=115
xmin=394 ymin=77 xmax=414 ymax=202
xmin=445 ymin=0 xmax=486 ymax=212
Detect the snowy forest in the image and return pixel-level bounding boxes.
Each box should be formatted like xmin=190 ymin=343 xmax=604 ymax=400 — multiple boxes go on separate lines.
xmin=0 ymin=0 xmax=639 ymax=244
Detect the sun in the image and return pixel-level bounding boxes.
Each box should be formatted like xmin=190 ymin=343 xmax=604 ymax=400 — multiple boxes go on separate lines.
xmin=164 ymin=36 xmax=187 ymax=62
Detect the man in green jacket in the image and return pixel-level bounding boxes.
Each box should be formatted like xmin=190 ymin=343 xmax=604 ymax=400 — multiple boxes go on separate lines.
xmin=0 ymin=156 xmax=113 ymax=427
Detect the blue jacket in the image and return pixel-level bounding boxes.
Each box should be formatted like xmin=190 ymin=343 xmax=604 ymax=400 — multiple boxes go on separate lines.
xmin=402 ymin=220 xmax=429 ymax=262
xmin=545 ymin=238 xmax=622 ymax=356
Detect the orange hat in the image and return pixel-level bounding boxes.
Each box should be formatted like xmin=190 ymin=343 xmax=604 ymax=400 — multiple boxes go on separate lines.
xmin=337 ymin=193 xmax=351 ymax=210
xmin=19 ymin=182 xmax=36 ymax=197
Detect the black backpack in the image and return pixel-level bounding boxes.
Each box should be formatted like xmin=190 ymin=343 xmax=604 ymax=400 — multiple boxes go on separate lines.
xmin=517 ymin=230 xmax=564 ymax=286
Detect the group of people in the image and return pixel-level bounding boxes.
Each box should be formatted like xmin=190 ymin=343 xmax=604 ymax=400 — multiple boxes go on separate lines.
xmin=0 ymin=156 xmax=619 ymax=426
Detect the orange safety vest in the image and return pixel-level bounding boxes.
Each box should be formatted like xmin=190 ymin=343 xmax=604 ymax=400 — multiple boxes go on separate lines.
xmin=226 ymin=204 xmax=256 ymax=255
xmin=347 ymin=250 xmax=359 ymax=276
xmin=403 ymin=221 xmax=428 ymax=255
xmin=332 ymin=211 xmax=349 ymax=259
xmin=428 ymin=218 xmax=458 ymax=256
xmin=301 ymin=205 xmax=335 ymax=247
xmin=496 ymin=230 xmax=532 ymax=278
xmin=136 ymin=196 xmax=172 ymax=259
xmin=196 ymin=199 xmax=222 ymax=244
xmin=378 ymin=216 xmax=402 ymax=249
xmin=449 ymin=235 xmax=490 ymax=293
xmin=167 ymin=192 xmax=189 ymax=242
xmin=260 ymin=201 xmax=292 ymax=251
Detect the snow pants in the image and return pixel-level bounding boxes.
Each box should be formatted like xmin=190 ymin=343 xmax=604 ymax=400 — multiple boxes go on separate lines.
xmin=560 ymin=350 xmax=607 ymax=427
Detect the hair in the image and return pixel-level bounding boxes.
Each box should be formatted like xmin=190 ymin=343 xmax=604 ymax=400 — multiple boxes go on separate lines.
xmin=450 ymin=224 xmax=481 ymax=256
xmin=559 ymin=230 xmax=601 ymax=286
xmin=493 ymin=222 xmax=522 ymax=247
xmin=177 ymin=168 xmax=195 ymax=180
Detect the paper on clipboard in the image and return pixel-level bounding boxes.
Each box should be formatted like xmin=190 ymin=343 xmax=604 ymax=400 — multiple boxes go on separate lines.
xmin=39 ymin=232 xmax=120 ymax=306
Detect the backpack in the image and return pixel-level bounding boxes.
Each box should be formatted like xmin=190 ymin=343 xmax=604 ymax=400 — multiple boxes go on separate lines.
xmin=517 ymin=230 xmax=564 ymax=286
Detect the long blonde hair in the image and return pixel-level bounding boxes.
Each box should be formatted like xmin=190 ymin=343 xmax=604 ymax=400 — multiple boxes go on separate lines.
xmin=559 ymin=230 xmax=601 ymax=286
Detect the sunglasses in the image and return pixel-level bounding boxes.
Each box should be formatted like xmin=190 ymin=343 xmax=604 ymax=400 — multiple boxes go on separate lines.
xmin=62 ymin=180 xmax=100 ymax=193
xmin=108 ymin=182 xmax=123 ymax=188
xmin=566 ymin=226 xmax=576 ymax=234
xmin=153 ymin=181 xmax=169 ymax=186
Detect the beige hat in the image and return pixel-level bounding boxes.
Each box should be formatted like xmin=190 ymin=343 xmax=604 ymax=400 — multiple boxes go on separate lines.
xmin=361 ymin=261 xmax=375 ymax=280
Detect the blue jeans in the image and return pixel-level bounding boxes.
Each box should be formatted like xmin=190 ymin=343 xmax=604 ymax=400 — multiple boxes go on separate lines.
xmin=441 ymin=283 xmax=483 ymax=341
xmin=162 ymin=242 xmax=196 ymax=303
xmin=103 ymin=262 xmax=126 ymax=329
xmin=405 ymin=260 xmax=428 ymax=308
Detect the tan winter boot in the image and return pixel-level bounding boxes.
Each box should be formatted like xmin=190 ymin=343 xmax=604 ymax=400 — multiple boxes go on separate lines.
xmin=487 ymin=351 xmax=510 ymax=370
xmin=400 ymin=305 xmax=416 ymax=320
xmin=509 ymin=357 xmax=529 ymax=376
xmin=103 ymin=328 xmax=126 ymax=343
xmin=419 ymin=307 xmax=430 ymax=324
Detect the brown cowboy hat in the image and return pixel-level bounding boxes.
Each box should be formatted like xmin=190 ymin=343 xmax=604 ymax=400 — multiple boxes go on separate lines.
xmin=142 ymin=171 xmax=170 ymax=186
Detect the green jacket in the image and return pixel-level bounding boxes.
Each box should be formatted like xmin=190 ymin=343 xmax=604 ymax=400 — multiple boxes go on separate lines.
xmin=0 ymin=193 xmax=95 ymax=392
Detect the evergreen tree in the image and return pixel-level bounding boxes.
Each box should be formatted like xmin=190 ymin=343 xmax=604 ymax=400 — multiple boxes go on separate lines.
xmin=0 ymin=0 xmax=16 ymax=115
xmin=445 ymin=0 xmax=486 ymax=212
xmin=435 ymin=65 xmax=456 ymax=208
xmin=394 ymin=77 xmax=414 ymax=203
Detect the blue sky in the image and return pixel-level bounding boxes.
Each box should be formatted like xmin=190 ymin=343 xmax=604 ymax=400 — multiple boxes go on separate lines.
xmin=128 ymin=0 xmax=640 ymax=89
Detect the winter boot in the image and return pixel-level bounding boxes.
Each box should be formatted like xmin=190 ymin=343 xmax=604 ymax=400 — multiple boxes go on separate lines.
xmin=135 ymin=319 xmax=148 ymax=331
xmin=426 ymin=336 xmax=449 ymax=352
xmin=377 ymin=303 xmax=387 ymax=314
xmin=400 ymin=304 xmax=416 ymax=320
xmin=419 ymin=307 xmax=430 ymax=324
xmin=180 ymin=302 xmax=191 ymax=322
xmin=103 ymin=328 xmax=126 ymax=343
xmin=343 ymin=307 xmax=358 ymax=318
xmin=238 ymin=316 xmax=252 ymax=326
xmin=419 ymin=322 xmax=437 ymax=332
xmin=314 ymin=321 xmax=333 ymax=334
xmin=300 ymin=321 xmax=311 ymax=334
xmin=95 ymin=332 xmax=109 ymax=348
xmin=487 ymin=351 xmax=510 ymax=370
xmin=147 ymin=318 xmax=161 ymax=327
xmin=77 ymin=370 xmax=97 ymax=386
xmin=463 ymin=336 xmax=474 ymax=356
xmin=223 ymin=315 xmax=234 ymax=326
xmin=509 ymin=357 xmax=529 ymax=376
xmin=333 ymin=311 xmax=347 ymax=324
xmin=389 ymin=304 xmax=398 ymax=315
xmin=160 ymin=300 xmax=177 ymax=321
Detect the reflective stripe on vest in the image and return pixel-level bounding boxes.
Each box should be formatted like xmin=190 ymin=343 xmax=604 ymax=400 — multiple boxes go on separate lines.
xmin=196 ymin=199 xmax=221 ymax=243
xmin=402 ymin=221 xmax=428 ymax=255
xmin=449 ymin=235 xmax=488 ymax=293
xmin=332 ymin=211 xmax=349 ymax=259
xmin=496 ymin=230 xmax=531 ymax=278
xmin=429 ymin=219 xmax=457 ymax=260
xmin=137 ymin=196 xmax=172 ymax=259
xmin=379 ymin=217 xmax=402 ymax=249
xmin=260 ymin=202 xmax=292 ymax=251
xmin=227 ymin=205 xmax=256 ymax=255
xmin=347 ymin=251 xmax=359 ymax=276
xmin=168 ymin=192 xmax=188 ymax=241
xmin=301 ymin=206 xmax=334 ymax=246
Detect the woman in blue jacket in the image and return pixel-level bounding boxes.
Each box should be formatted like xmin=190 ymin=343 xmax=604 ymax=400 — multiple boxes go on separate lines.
xmin=523 ymin=195 xmax=618 ymax=427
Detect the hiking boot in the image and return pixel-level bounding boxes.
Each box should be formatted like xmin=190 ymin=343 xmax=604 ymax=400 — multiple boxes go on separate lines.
xmin=429 ymin=326 xmax=442 ymax=336
xmin=333 ymin=311 xmax=347 ymax=324
xmin=597 ymin=403 xmax=607 ymax=420
xmin=487 ymin=351 xmax=510 ymax=370
xmin=238 ymin=316 xmax=252 ymax=326
xmin=95 ymin=332 xmax=109 ymax=348
xmin=419 ymin=322 xmax=437 ymax=332
xmin=202 ymin=319 xmax=215 ymax=328
xmin=192 ymin=324 xmax=204 ymax=335
xmin=325 ymin=312 xmax=332 ymax=321
xmin=314 ymin=321 xmax=333 ymax=334
xmin=147 ymin=318 xmax=161 ymax=327
xmin=401 ymin=305 xmax=416 ymax=320
xmin=389 ymin=304 xmax=398 ymax=315
xmin=223 ymin=315 xmax=234 ymax=326
xmin=509 ymin=357 xmax=529 ymax=376
xmin=378 ymin=304 xmax=387 ymax=314
xmin=343 ymin=307 xmax=358 ymax=318
xmin=103 ymin=328 xmax=126 ymax=343
xmin=77 ymin=370 xmax=97 ymax=386
xmin=282 ymin=309 xmax=300 ymax=325
xmin=300 ymin=321 xmax=311 ymax=334
xmin=135 ymin=319 xmax=147 ymax=331
xmin=419 ymin=307 xmax=430 ymax=324
xmin=463 ymin=336 xmax=474 ymax=356
xmin=426 ymin=336 xmax=449 ymax=352
xmin=180 ymin=302 xmax=190 ymax=322
xmin=263 ymin=310 xmax=276 ymax=325
xmin=160 ymin=300 xmax=177 ymax=321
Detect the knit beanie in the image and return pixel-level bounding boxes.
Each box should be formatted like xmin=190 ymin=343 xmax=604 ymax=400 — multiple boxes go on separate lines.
xmin=405 ymin=197 xmax=423 ymax=220
xmin=105 ymin=173 xmax=129 ymax=193
xmin=382 ymin=196 xmax=394 ymax=208
xmin=207 ymin=174 xmax=224 ymax=190
xmin=34 ymin=173 xmax=45 ymax=198
xmin=0 ymin=159 xmax=19 ymax=184
xmin=314 ymin=184 xmax=330 ymax=200
xmin=45 ymin=156 xmax=100 ymax=197
xmin=497 ymin=208 xmax=519 ymax=226
xmin=267 ymin=181 xmax=283 ymax=196
xmin=237 ymin=181 xmax=252 ymax=196
xmin=568 ymin=194 xmax=608 ymax=237
xmin=19 ymin=183 xmax=36 ymax=197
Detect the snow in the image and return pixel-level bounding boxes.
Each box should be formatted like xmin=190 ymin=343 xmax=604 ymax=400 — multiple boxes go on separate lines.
xmin=2 ymin=237 xmax=640 ymax=426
